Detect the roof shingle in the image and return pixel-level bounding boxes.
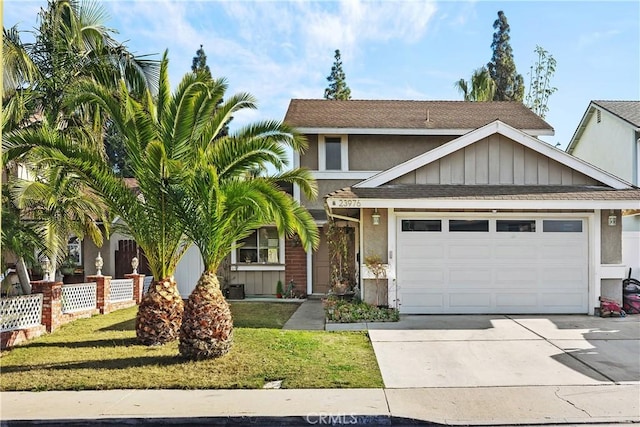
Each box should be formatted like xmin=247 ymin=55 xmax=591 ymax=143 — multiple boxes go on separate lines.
xmin=327 ymin=185 xmax=640 ymax=202
xmin=284 ymin=99 xmax=553 ymax=132
xmin=592 ymin=101 xmax=640 ymax=128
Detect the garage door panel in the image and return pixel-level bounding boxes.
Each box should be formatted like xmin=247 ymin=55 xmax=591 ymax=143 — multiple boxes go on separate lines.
xmin=496 ymin=293 xmax=538 ymax=308
xmin=494 ymin=244 xmax=538 ymax=259
xmin=448 ymin=243 xmax=492 ymax=259
xmin=401 ymin=292 xmax=444 ymax=309
xmin=495 ymin=268 xmax=538 ymax=287
xmin=449 ymin=293 xmax=492 ymax=307
xmin=397 ymin=217 xmax=588 ymax=314
xmin=448 ymin=274 xmax=492 ymax=289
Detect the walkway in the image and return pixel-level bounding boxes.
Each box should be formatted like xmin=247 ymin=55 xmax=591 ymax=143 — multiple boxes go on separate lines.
xmin=282 ymin=299 xmax=325 ymax=330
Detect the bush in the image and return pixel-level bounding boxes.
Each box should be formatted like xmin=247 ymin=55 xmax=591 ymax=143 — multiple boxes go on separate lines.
xmin=323 ymin=296 xmax=399 ymax=323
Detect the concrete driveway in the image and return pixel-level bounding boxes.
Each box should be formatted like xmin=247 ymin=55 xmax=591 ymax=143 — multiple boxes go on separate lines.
xmin=368 ymin=314 xmax=640 ymax=389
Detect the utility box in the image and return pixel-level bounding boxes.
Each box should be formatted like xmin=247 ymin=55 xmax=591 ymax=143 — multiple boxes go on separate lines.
xmin=228 ymin=284 xmax=245 ymax=300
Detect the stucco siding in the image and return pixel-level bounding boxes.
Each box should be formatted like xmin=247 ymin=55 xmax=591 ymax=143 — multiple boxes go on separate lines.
xmin=392 ymin=134 xmax=599 ymax=185
xmin=571 ymin=109 xmax=635 ymax=183
xmin=600 ymin=210 xmax=622 ymax=264
xmin=348 ymin=135 xmax=453 ymax=170
xmin=300 ymin=134 xmax=319 ymax=170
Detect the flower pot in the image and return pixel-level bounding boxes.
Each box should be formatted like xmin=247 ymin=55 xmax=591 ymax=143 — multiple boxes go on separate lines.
xmin=60 ymin=267 xmax=75 ymax=276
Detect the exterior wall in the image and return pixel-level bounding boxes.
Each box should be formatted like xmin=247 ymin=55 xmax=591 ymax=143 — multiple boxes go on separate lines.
xmin=82 ymin=227 xmax=112 ymax=277
xmin=571 ymin=109 xmax=635 ymax=184
xmin=232 ymin=270 xmax=285 ymax=295
xmin=300 ymin=134 xmax=319 ymax=170
xmin=300 ymin=133 xmax=454 ymax=173
xmin=348 ymin=135 xmax=453 ymax=171
xmin=601 ymin=210 xmax=623 ymax=264
xmin=302 ymin=179 xmax=361 ymax=210
xmin=361 ymin=208 xmax=389 ymax=305
xmin=393 ymin=134 xmax=599 ymax=185
xmin=175 ymin=244 xmax=204 ymax=297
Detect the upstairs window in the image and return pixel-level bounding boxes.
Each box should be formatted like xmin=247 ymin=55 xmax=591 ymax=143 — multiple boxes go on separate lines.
xmin=319 ymin=135 xmax=348 ymax=171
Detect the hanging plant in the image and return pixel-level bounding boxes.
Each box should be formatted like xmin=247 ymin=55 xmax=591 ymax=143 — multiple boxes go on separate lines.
xmin=326 ymin=219 xmax=354 ymax=293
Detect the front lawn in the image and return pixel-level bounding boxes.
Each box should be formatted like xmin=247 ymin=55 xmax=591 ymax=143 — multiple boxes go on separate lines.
xmin=0 ymin=304 xmax=383 ymax=391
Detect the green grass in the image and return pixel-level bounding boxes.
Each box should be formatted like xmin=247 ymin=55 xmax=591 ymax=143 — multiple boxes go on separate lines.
xmin=230 ymin=301 xmax=301 ymax=328
xmin=0 ymin=303 xmax=383 ymax=391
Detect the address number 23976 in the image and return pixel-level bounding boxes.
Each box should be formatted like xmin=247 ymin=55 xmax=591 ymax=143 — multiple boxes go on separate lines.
xmin=334 ymin=199 xmax=361 ymax=208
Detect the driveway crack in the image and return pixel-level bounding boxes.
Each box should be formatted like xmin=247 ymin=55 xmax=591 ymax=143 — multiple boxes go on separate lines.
xmin=554 ymin=387 xmax=592 ymax=417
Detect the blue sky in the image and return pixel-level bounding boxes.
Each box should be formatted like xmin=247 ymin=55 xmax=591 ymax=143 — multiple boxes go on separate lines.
xmin=4 ymin=1 xmax=639 ymax=149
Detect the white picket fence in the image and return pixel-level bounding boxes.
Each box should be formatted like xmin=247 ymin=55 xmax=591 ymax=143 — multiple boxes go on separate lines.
xmin=0 ymin=294 xmax=43 ymax=333
xmin=109 ymin=278 xmax=134 ymax=302
xmin=62 ymin=283 xmax=97 ymax=313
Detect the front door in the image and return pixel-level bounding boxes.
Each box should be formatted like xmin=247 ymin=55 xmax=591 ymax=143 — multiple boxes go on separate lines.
xmin=312 ymin=229 xmax=330 ymax=294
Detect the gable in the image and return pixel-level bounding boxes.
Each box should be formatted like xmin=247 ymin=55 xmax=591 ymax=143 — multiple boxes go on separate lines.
xmin=391 ymin=133 xmax=599 ymax=186
xmin=356 ymin=121 xmax=632 ymax=190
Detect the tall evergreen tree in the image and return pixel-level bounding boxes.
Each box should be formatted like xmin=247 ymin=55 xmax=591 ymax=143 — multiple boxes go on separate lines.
xmin=191 ymin=44 xmax=211 ymax=78
xmin=324 ymin=49 xmax=351 ymax=100
xmin=487 ymin=10 xmax=524 ymax=101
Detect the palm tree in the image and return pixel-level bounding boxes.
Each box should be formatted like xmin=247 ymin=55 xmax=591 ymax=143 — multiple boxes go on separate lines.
xmin=10 ymin=164 xmax=109 ymax=280
xmin=4 ymin=54 xmax=189 ymax=345
xmin=173 ymin=83 xmax=319 ymax=359
xmin=454 ymin=67 xmax=497 ymax=102
xmin=3 ymin=0 xmax=158 ymax=291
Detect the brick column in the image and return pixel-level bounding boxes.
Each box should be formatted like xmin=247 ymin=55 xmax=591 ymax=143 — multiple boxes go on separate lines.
xmin=87 ymin=275 xmax=112 ymax=314
xmin=125 ymin=273 xmax=145 ymax=304
xmin=30 ymin=280 xmax=63 ymax=332
xmin=285 ymin=236 xmax=308 ymax=297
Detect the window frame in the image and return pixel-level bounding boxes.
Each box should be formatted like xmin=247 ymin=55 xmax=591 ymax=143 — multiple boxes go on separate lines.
xmin=318 ymin=135 xmax=348 ymax=171
xmin=231 ymin=227 xmax=285 ymax=271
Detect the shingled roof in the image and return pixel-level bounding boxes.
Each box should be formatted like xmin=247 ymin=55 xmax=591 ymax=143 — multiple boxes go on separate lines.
xmin=592 ymin=101 xmax=640 ymax=128
xmin=327 ymin=185 xmax=640 ymax=202
xmin=284 ymin=99 xmax=553 ymax=134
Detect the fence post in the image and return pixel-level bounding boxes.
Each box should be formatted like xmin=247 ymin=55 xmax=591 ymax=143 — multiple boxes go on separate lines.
xmin=125 ymin=273 xmax=145 ymax=304
xmin=87 ymin=275 xmax=112 ymax=314
xmin=30 ymin=280 xmax=63 ymax=332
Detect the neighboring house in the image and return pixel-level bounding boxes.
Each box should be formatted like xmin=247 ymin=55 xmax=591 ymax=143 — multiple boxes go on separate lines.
xmin=566 ymin=100 xmax=640 ymax=279
xmin=285 ymin=99 xmax=640 ymax=314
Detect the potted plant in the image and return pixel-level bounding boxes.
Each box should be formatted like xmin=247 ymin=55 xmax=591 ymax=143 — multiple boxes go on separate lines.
xmin=276 ymin=280 xmax=283 ymax=298
xmin=59 ymin=256 xmax=77 ymax=276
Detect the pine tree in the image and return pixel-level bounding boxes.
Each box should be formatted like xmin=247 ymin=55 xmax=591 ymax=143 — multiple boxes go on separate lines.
xmin=487 ymin=11 xmax=524 ymax=101
xmin=192 ymin=44 xmax=211 ymax=78
xmin=324 ymin=49 xmax=352 ymax=100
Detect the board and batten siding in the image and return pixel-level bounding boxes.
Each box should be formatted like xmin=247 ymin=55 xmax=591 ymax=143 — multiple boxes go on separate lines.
xmin=391 ymin=134 xmax=599 ymax=186
xmin=233 ymin=270 xmax=285 ymax=295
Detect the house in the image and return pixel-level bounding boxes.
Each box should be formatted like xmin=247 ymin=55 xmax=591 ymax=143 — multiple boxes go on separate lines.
xmin=566 ymin=100 xmax=640 ymax=279
xmin=285 ymin=99 xmax=640 ymax=314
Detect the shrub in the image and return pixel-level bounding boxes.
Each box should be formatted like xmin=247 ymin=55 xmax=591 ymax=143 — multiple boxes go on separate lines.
xmin=323 ymin=296 xmax=399 ymax=323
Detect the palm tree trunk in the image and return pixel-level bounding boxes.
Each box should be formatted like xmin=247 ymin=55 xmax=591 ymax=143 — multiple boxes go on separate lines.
xmin=15 ymin=257 xmax=32 ymax=294
xmin=135 ymin=277 xmax=184 ymax=345
xmin=179 ymin=271 xmax=233 ymax=359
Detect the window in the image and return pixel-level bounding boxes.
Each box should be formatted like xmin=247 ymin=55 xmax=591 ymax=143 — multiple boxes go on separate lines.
xmin=402 ymin=220 xmax=442 ymax=232
xmin=543 ymin=220 xmax=582 ymax=232
xmin=449 ymin=220 xmax=489 ymax=232
xmin=497 ymin=220 xmax=536 ymax=232
xmin=67 ymin=237 xmax=82 ymax=266
xmin=237 ymin=228 xmax=281 ymax=264
xmin=319 ymin=135 xmax=347 ymax=171
xmin=325 ymin=137 xmax=342 ymax=170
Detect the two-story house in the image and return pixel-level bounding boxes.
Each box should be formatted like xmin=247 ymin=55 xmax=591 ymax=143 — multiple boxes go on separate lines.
xmin=285 ymin=99 xmax=640 ymax=314
xmin=566 ymin=101 xmax=640 ymax=279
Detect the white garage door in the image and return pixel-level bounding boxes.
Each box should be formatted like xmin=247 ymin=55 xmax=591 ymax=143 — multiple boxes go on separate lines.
xmin=396 ymin=217 xmax=589 ymax=314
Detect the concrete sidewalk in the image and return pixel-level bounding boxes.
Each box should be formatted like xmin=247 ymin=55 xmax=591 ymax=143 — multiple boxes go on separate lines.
xmin=282 ymin=299 xmax=325 ymax=330
xmin=2 ymin=385 xmax=639 ymax=425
